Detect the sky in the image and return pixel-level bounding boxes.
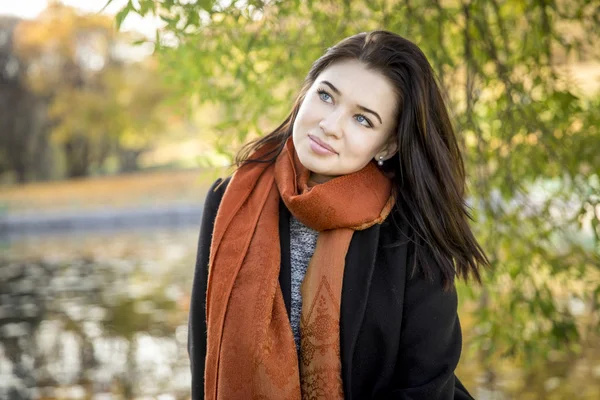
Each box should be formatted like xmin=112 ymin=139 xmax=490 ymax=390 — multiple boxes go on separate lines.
xmin=0 ymin=0 xmax=162 ymax=38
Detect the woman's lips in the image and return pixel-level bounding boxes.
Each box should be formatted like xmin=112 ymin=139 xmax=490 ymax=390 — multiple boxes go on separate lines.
xmin=308 ymin=134 xmax=337 ymax=156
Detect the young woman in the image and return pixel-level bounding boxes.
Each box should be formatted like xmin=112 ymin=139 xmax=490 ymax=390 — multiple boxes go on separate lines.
xmin=188 ymin=30 xmax=489 ymax=399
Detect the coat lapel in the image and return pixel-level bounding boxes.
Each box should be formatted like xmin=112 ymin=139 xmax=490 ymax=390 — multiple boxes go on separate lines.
xmin=340 ymin=224 xmax=380 ymax=399
xmin=278 ymin=200 xmax=292 ymax=318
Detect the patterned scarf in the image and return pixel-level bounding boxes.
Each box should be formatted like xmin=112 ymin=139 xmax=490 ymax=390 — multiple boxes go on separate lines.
xmin=204 ymin=137 xmax=393 ymax=399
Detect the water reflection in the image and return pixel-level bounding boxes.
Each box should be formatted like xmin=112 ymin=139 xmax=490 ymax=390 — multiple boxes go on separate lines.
xmin=0 ymin=227 xmax=198 ymax=399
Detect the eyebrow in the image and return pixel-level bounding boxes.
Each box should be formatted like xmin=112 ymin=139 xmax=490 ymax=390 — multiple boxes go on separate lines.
xmin=320 ymin=80 xmax=383 ymax=124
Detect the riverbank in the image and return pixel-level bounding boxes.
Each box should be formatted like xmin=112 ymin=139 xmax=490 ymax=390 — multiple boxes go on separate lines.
xmin=0 ymin=168 xmax=225 ymax=215
xmin=0 ymin=168 xmax=226 ymax=236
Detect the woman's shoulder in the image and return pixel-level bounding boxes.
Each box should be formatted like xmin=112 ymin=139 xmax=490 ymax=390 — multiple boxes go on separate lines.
xmin=204 ymin=176 xmax=231 ymax=202
xmin=379 ymin=209 xmax=413 ymax=247
xmin=201 ymin=176 xmax=232 ymax=222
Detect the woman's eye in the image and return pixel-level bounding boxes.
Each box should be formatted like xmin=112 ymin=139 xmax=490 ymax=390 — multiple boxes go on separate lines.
xmin=356 ymin=114 xmax=373 ymax=128
xmin=317 ymin=89 xmax=332 ymax=103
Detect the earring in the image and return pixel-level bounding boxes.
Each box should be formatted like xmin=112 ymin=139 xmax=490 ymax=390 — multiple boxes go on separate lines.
xmin=377 ymin=156 xmax=384 ymax=166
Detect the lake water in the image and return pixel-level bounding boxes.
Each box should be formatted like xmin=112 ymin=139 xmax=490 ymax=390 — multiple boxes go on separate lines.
xmin=1 ymin=227 xmax=199 ymax=400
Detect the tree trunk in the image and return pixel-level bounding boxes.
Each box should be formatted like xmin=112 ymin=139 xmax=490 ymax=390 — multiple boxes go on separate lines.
xmin=118 ymin=148 xmax=144 ymax=173
xmin=64 ymin=136 xmax=90 ymax=178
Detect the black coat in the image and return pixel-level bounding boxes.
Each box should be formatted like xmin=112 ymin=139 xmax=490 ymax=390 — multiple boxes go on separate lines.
xmin=188 ymin=177 xmax=475 ymax=400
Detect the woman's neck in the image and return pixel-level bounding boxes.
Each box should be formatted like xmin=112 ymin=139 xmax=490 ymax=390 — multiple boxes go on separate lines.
xmin=309 ymin=172 xmax=337 ymax=184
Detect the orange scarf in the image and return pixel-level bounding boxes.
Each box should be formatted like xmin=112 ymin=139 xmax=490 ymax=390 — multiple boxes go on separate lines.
xmin=205 ymin=137 xmax=393 ymax=399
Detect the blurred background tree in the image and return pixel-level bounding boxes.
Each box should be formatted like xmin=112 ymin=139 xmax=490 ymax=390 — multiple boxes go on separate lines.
xmin=108 ymin=0 xmax=600 ymax=397
xmin=0 ymin=2 xmax=174 ymax=182
xmin=0 ymin=15 xmax=50 ymax=183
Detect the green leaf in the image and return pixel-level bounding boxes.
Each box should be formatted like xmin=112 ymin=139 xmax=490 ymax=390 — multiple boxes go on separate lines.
xmin=99 ymin=0 xmax=115 ymax=13
xmin=114 ymin=1 xmax=133 ymax=30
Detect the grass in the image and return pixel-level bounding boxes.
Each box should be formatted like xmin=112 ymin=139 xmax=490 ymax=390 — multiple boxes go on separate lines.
xmin=0 ymin=168 xmax=229 ymax=215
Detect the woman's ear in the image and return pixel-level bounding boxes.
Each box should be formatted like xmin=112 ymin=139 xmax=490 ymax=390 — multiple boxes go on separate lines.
xmin=385 ymin=138 xmax=398 ymax=160
xmin=377 ymin=136 xmax=398 ymax=161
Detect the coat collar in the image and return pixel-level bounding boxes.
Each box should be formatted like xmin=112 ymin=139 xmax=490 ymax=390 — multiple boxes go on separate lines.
xmin=278 ymin=203 xmax=381 ymax=397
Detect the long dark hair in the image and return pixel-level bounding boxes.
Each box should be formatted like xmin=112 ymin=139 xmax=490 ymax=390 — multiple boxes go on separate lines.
xmin=235 ymin=30 xmax=489 ymax=290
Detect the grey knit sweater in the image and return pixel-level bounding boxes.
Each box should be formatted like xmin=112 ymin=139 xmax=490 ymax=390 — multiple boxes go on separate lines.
xmin=289 ymin=215 xmax=318 ymax=352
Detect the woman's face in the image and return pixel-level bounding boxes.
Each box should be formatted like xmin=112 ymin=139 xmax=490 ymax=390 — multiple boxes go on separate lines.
xmin=292 ymin=59 xmax=399 ymax=183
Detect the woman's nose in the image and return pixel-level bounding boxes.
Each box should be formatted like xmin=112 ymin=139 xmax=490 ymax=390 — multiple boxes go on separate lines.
xmin=318 ymin=110 xmax=344 ymax=138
